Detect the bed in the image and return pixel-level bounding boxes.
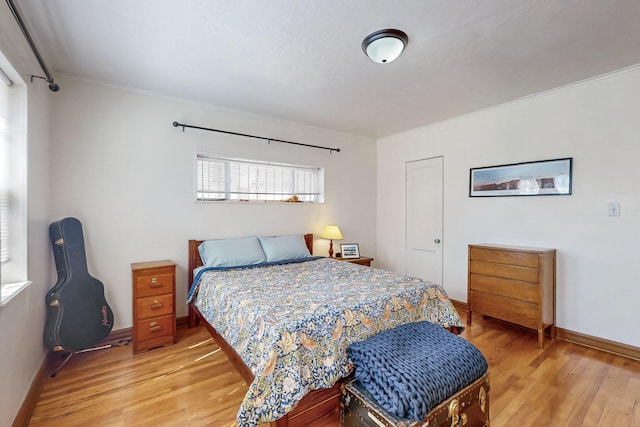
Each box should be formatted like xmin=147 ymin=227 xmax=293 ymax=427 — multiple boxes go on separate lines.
xmin=187 ymin=234 xmax=464 ymax=427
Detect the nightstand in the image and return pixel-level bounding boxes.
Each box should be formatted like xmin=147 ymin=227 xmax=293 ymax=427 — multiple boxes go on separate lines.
xmin=131 ymin=260 xmax=176 ymax=353
xmin=335 ymin=256 xmax=374 ymax=267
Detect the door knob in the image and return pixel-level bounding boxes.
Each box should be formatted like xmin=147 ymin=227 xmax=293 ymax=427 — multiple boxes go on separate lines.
xmin=434 ymin=239 xmax=441 ymax=243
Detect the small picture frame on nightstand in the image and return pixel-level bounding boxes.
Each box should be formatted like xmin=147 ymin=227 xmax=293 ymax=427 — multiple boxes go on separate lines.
xmin=340 ymin=243 xmax=360 ymax=259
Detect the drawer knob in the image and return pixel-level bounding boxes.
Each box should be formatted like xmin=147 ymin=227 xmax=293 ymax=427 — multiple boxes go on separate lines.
xmin=148 ymin=322 xmax=162 ymax=332
xmin=150 ymin=300 xmax=163 ymax=310
xmin=149 ymin=278 xmax=162 ymax=288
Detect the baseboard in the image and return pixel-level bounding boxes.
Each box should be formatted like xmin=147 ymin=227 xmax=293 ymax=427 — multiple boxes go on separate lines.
xmin=451 ymin=299 xmax=640 ymax=361
xmin=451 ymin=299 xmax=468 ymax=314
xmin=102 ymin=326 xmax=133 ymax=345
xmin=556 ymin=327 xmax=640 ymax=361
xmin=177 ymin=315 xmax=189 ymax=328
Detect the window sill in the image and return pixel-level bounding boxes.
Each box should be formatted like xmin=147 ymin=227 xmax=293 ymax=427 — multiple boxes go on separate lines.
xmin=0 ymin=280 xmax=32 ymax=306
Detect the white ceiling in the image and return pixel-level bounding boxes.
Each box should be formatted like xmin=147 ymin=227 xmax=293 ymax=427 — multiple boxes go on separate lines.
xmin=13 ymin=0 xmax=640 ymax=138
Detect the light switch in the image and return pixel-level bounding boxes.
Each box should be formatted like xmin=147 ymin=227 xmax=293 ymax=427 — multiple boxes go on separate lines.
xmin=608 ymin=202 xmax=620 ymax=217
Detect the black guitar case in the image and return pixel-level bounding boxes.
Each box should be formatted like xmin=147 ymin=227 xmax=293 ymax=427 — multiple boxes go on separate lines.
xmin=44 ymin=217 xmax=114 ymax=352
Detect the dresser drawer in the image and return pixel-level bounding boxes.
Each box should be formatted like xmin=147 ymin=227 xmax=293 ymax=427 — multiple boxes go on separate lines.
xmin=136 ymin=293 xmax=174 ymax=319
xmin=136 ymin=272 xmax=173 ymax=297
xmin=470 ymin=260 xmax=539 ymax=283
xmin=469 ymin=274 xmax=539 ymax=304
xmin=136 ymin=314 xmax=174 ymax=342
xmin=470 ymin=291 xmax=539 ymax=329
xmin=470 ymin=247 xmax=539 ymax=268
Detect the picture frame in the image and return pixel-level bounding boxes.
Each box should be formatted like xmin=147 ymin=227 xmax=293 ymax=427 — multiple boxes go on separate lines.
xmin=470 ymin=157 xmax=572 ymax=197
xmin=340 ymin=243 xmax=360 ymax=259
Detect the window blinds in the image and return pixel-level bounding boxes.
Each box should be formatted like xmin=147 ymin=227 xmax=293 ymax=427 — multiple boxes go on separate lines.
xmin=196 ymin=155 xmax=322 ymax=202
xmin=0 ymin=80 xmax=9 ymax=262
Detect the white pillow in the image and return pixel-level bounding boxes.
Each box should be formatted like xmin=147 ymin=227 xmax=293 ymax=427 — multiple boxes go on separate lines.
xmin=258 ymin=235 xmax=311 ymax=262
xmin=198 ymin=236 xmax=267 ymax=267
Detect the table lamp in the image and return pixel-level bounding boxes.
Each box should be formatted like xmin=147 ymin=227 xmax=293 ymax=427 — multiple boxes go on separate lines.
xmin=320 ymin=225 xmax=343 ymax=257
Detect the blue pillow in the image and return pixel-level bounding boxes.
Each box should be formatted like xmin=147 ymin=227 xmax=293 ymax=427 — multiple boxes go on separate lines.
xmin=198 ymin=236 xmax=267 ymax=267
xmin=258 ymin=235 xmax=311 ymax=262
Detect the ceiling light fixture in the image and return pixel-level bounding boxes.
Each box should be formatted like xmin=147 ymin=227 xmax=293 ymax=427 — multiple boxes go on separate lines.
xmin=362 ymin=29 xmax=409 ymax=64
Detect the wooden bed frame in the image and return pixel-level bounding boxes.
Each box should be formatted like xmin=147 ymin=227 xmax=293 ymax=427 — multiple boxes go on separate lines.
xmin=187 ymin=234 xmax=342 ymax=426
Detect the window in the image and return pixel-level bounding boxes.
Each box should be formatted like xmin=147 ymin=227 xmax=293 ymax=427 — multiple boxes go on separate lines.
xmin=0 ymin=83 xmax=8 ymax=264
xmin=0 ymin=56 xmax=30 ymax=306
xmin=196 ymin=154 xmax=324 ymax=203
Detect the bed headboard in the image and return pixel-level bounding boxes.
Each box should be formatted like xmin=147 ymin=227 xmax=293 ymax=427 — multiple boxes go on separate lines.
xmin=187 ymin=234 xmax=314 ymax=287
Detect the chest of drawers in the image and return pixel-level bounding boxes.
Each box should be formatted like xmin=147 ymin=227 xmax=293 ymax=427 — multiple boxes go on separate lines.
xmin=131 ymin=260 xmax=176 ymax=353
xmin=467 ymin=244 xmax=556 ymax=348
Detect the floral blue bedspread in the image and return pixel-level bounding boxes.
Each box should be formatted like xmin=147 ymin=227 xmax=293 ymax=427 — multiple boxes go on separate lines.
xmin=189 ymin=257 xmax=463 ymax=426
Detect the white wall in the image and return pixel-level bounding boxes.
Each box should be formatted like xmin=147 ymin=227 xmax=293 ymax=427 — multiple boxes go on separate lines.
xmin=377 ymin=66 xmax=640 ymax=347
xmin=50 ymin=77 xmax=377 ymax=329
xmin=0 ymin=7 xmax=53 ymax=425
xmin=0 ymin=81 xmax=52 ymax=427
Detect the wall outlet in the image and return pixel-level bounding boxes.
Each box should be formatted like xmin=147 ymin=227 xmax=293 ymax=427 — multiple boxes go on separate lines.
xmin=608 ymin=202 xmax=621 ymax=217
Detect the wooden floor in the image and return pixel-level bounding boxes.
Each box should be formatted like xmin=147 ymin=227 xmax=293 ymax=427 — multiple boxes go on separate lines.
xmin=28 ymin=313 xmax=640 ymax=427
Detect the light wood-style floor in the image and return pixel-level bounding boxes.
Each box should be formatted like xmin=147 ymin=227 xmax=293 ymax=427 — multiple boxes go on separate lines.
xmin=28 ymin=313 xmax=640 ymax=427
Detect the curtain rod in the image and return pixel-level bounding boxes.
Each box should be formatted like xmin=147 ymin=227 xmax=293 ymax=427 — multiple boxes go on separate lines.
xmin=173 ymin=121 xmax=340 ymax=153
xmin=6 ymin=0 xmax=59 ymax=91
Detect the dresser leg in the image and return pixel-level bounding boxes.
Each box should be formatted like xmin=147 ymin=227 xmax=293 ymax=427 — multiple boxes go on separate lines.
xmin=538 ymin=330 xmax=545 ymax=349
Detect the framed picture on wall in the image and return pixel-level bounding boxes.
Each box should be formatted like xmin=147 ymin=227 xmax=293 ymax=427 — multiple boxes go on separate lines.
xmin=340 ymin=243 xmax=360 ymax=259
xmin=470 ymin=157 xmax=572 ymax=197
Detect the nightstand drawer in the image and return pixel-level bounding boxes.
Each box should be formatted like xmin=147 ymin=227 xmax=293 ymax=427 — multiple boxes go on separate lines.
xmin=136 ymin=272 xmax=174 ymax=297
xmin=347 ymin=258 xmax=372 ymax=266
xmin=136 ymin=293 xmax=174 ymax=319
xmin=336 ymin=256 xmax=373 ymax=267
xmin=469 ymin=274 xmax=539 ymax=304
xmin=136 ymin=314 xmax=174 ymax=342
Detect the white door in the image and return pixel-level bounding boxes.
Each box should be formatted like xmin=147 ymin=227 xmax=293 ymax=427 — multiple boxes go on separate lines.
xmin=406 ymin=157 xmax=443 ymax=284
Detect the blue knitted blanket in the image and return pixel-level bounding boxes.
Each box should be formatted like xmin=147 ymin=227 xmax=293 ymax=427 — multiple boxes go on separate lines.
xmin=347 ymin=321 xmax=488 ymax=421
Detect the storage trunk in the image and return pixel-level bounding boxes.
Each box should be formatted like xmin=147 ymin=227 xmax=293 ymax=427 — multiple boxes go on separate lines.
xmin=341 ymin=372 xmax=489 ymax=427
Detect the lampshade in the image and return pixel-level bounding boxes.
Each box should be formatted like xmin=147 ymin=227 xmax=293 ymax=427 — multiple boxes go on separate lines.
xmin=362 ymin=29 xmax=409 ymax=64
xmin=320 ymin=225 xmax=343 ymax=241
